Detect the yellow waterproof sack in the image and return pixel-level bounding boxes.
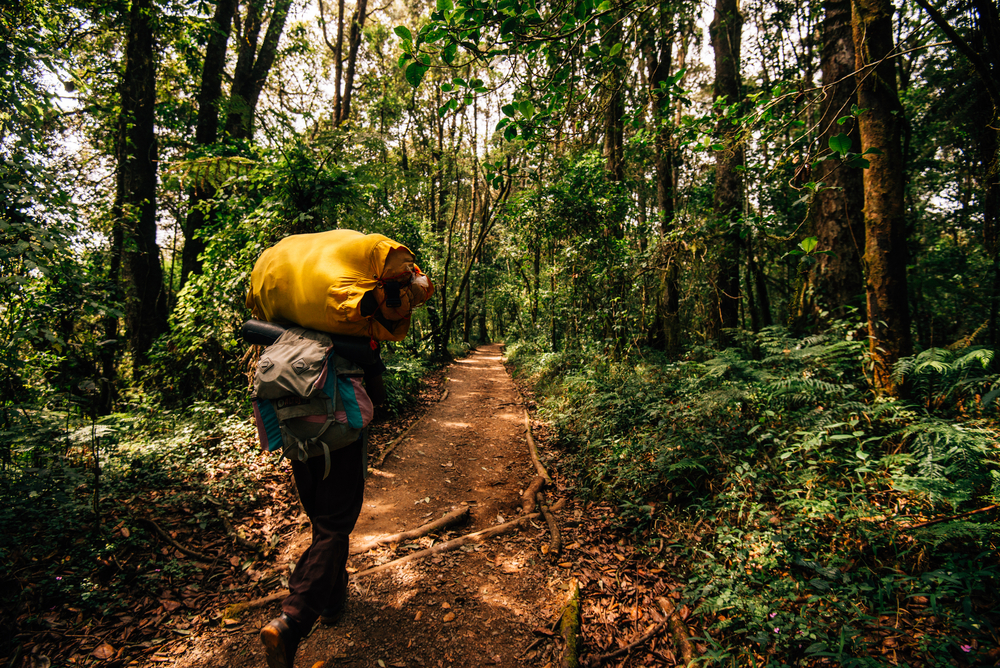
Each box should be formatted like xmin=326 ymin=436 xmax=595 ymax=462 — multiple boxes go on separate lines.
xmin=246 ymin=229 xmax=434 ymax=341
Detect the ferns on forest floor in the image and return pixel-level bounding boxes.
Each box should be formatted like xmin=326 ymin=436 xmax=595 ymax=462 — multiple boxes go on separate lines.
xmin=509 ymin=325 xmax=1000 ymax=665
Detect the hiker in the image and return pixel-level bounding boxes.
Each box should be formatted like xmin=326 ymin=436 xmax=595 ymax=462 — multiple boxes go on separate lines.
xmin=258 ymin=341 xmax=385 ymax=668
xmin=246 ymin=230 xmax=433 ymax=668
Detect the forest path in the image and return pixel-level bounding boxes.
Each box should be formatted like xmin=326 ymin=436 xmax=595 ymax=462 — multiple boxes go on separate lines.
xmin=182 ymin=343 xmax=571 ymax=668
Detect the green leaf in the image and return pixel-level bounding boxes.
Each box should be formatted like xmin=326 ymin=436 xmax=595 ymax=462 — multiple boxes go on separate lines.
xmin=799 ymin=236 xmax=819 ymax=254
xmin=504 ymin=124 xmax=518 ymax=141
xmin=829 ymin=133 xmax=852 ymax=156
xmin=394 ymin=26 xmax=413 ymax=41
xmin=440 ymin=83 xmax=454 ymax=92
xmin=519 ymin=100 xmax=535 ymax=118
xmin=501 ymin=16 xmax=518 ymax=35
xmin=405 ymin=61 xmax=429 ymax=87
xmin=436 ymin=0 xmax=454 ymax=12
xmin=609 ymin=42 xmax=622 ymax=57
xmin=596 ymin=0 xmax=611 ymax=10
xmin=501 ymin=104 xmax=516 ymax=117
xmin=442 ymin=43 xmax=458 ymax=64
xmin=453 ymin=77 xmax=468 ymax=87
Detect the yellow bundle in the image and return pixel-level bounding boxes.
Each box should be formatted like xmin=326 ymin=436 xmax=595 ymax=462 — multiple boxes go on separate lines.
xmin=246 ymin=229 xmax=433 ymax=341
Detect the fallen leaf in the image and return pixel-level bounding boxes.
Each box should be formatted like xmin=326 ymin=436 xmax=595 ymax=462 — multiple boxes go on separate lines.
xmin=160 ymin=599 xmax=182 ymax=612
xmin=441 ymin=602 xmax=451 ymax=609
xmin=442 ymin=612 xmax=456 ymax=622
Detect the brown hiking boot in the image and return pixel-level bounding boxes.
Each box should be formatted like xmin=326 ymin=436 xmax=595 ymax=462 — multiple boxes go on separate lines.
xmin=260 ymin=612 xmax=303 ymax=668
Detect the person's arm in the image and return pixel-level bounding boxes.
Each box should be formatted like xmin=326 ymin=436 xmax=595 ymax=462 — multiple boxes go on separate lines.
xmin=364 ymin=373 xmax=386 ymax=407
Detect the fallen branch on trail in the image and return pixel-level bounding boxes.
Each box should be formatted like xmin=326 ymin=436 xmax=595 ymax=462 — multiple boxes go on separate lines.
xmin=350 ymin=505 xmax=470 ymax=555
xmin=522 ymin=476 xmax=546 ymax=514
xmin=560 ymin=579 xmax=582 ymax=668
xmin=223 ymin=590 xmax=286 ymax=620
xmin=373 ymin=416 xmax=423 ymax=468
xmin=351 ymin=513 xmax=541 ymax=579
xmin=524 ymin=409 xmax=551 ymax=484
xmin=134 ymin=517 xmax=212 ymax=563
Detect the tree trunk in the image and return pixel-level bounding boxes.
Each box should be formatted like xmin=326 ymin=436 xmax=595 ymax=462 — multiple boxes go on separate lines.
xmin=707 ymin=0 xmax=744 ymax=345
xmin=340 ymin=0 xmax=369 ymax=124
xmin=181 ymin=0 xmax=237 ymax=285
xmin=806 ymin=0 xmax=865 ymax=321
xmin=852 ymin=0 xmax=912 ymax=395
xmin=225 ymin=0 xmax=292 ymax=140
xmin=114 ymin=0 xmax=168 ymax=377
xmin=643 ymin=2 xmax=681 ymax=355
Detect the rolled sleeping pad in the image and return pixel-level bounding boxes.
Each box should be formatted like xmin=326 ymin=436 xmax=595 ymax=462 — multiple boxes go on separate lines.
xmin=240 ymin=319 xmax=377 ymax=363
xmin=241 ymin=319 xmax=288 ymax=346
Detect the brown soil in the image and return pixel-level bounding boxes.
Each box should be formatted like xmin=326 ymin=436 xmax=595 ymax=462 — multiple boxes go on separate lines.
xmin=174 ymin=343 xmax=575 ymax=668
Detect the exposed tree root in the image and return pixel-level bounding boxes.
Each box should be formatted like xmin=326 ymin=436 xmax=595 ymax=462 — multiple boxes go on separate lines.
xmin=522 ymin=476 xmax=546 ymax=514
xmin=349 ymin=505 xmax=470 ymax=555
xmin=373 ymin=416 xmax=423 ymax=468
xmin=524 ymin=409 xmax=551 ymax=484
xmin=351 ymin=513 xmax=541 ymax=579
xmin=539 ymin=493 xmax=561 ymax=560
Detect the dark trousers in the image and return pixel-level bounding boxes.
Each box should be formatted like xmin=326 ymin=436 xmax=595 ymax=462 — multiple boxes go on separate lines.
xmin=281 ymin=437 xmax=365 ymax=629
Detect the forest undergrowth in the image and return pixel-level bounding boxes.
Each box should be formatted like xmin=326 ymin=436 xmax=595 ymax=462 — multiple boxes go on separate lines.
xmin=0 ymin=349 xmax=439 ymax=667
xmin=507 ymin=323 xmax=1000 ymax=667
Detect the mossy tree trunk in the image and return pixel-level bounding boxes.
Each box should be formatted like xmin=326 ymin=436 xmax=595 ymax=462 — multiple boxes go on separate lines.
xmin=852 ymin=0 xmax=912 ymax=395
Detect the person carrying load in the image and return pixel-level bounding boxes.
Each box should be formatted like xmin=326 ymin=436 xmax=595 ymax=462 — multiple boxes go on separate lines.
xmin=244 ymin=229 xmax=433 ymax=668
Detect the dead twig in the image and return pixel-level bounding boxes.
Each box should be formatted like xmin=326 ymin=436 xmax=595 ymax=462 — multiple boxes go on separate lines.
xmin=134 ymin=517 xmax=212 ymax=563
xmin=898 ymin=504 xmax=998 ymax=531
xmin=440 ymin=389 xmax=449 ymax=401
xmin=351 ymin=513 xmax=541 ymax=579
xmin=583 ymin=619 xmax=670 ymax=667
xmin=350 ymin=505 xmax=470 ymax=555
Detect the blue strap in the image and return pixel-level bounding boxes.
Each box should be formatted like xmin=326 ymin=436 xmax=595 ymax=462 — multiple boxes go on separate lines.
xmin=255 ymin=398 xmax=284 ymax=452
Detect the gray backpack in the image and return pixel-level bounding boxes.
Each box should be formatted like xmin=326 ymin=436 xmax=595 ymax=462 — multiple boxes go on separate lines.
xmin=251 ymin=327 xmax=373 ymax=478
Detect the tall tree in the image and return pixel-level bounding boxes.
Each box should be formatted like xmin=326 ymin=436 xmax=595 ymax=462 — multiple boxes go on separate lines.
xmin=707 ymin=0 xmax=745 ymax=343
xmin=113 ymin=0 xmax=169 ymax=377
xmin=643 ymin=3 xmax=681 ymax=354
xmin=852 ymin=0 xmax=912 ymax=394
xmin=806 ymin=0 xmax=865 ymax=319
xmin=912 ymin=0 xmax=1000 ymax=344
xmin=225 ymin=0 xmax=293 ymax=140
xmin=181 ymin=0 xmax=238 ymax=285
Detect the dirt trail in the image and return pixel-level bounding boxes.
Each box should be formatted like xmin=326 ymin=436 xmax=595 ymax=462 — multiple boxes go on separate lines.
xmin=183 ymin=343 xmax=572 ymax=668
